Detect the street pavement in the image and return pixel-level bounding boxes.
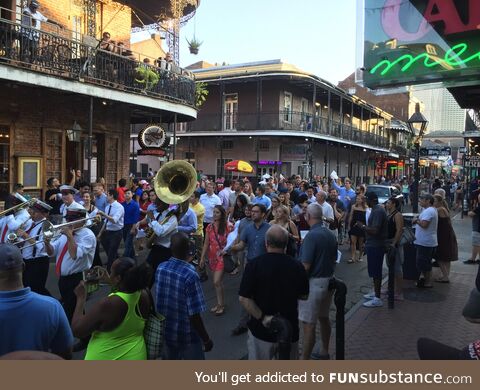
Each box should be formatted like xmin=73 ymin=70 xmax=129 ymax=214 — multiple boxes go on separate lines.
xmin=43 ymin=208 xmax=476 ymax=360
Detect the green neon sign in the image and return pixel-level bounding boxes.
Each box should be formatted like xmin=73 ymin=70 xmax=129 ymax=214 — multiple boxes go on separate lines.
xmin=370 ymin=43 xmax=480 ymax=76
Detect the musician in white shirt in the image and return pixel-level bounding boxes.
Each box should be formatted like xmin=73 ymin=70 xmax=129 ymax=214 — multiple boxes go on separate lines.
xmin=45 ymin=206 xmax=96 ymax=322
xmin=59 ymin=185 xmax=83 ymax=223
xmin=97 ymin=189 xmax=124 ymax=271
xmin=0 ymin=195 xmax=32 ymax=244
xmin=142 ymin=197 xmax=178 ymax=274
xmin=16 ymin=200 xmax=52 ymax=296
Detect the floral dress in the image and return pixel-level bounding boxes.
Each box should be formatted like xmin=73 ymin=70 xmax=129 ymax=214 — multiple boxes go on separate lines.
xmin=206 ymin=223 xmax=233 ymax=272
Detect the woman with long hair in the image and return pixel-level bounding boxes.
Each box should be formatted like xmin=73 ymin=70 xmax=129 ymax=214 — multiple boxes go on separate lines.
xmin=200 ymin=205 xmax=232 ymax=316
xmin=348 ymin=194 xmax=367 ymax=263
xmin=243 ymin=182 xmax=255 ymax=202
xmin=433 ymin=194 xmax=458 ymax=282
xmin=231 ymin=194 xmax=248 ymax=222
xmin=270 ymin=205 xmax=300 ymax=257
xmin=72 ymin=258 xmax=152 ymax=360
xmin=265 ymin=195 xmax=281 ymax=222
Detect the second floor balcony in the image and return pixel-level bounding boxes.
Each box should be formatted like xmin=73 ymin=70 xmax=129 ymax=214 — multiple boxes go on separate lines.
xmin=184 ymin=111 xmax=392 ymax=150
xmin=0 ymin=16 xmax=195 ymax=109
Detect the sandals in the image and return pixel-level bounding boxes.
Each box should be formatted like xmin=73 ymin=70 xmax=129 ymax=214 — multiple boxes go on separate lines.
xmin=347 ymin=259 xmax=355 ymax=264
xmin=229 ymin=267 xmax=239 ymax=275
xmin=214 ymin=306 xmax=225 ymax=316
xmin=210 ymin=305 xmax=220 ymax=313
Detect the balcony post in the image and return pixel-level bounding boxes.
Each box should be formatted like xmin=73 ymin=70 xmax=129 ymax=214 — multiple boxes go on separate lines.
xmin=220 ymin=82 xmax=225 ymax=131
xmin=173 ymin=113 xmax=177 ymax=160
xmin=339 ymin=96 xmax=343 ymax=138
xmin=87 ymin=96 xmax=93 ymax=183
xmin=256 ymin=79 xmax=262 ymax=129
xmin=312 ymin=83 xmax=317 ymax=132
xmin=327 ymin=90 xmax=331 ymax=135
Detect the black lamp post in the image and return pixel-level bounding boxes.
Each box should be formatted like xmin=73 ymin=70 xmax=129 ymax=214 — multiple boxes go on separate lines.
xmin=406 ymin=103 xmax=428 ymax=213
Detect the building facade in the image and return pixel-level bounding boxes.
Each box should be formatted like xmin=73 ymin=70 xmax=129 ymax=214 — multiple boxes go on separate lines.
xmin=0 ymin=0 xmax=198 ymax=201
xmin=175 ymin=60 xmax=409 ymax=183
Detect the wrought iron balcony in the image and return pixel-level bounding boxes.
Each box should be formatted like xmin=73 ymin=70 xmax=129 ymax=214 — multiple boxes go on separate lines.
xmin=0 ymin=17 xmax=195 ymax=107
xmin=184 ymin=111 xmax=390 ymax=150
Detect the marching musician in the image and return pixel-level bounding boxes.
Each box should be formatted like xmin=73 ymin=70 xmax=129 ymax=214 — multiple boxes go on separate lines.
xmin=44 ymin=205 xmax=96 ymax=323
xmin=141 ymin=197 xmax=178 ymax=274
xmin=0 ymin=193 xmax=32 ymax=244
xmin=16 ymin=200 xmax=52 ymax=296
xmin=59 ymin=185 xmax=83 ymax=222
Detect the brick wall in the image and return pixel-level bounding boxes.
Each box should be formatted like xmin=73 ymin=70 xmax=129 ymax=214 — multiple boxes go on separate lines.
xmin=35 ymin=0 xmax=132 ymax=44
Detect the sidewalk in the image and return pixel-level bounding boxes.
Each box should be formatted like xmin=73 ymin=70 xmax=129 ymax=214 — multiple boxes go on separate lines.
xmin=337 ymin=213 xmax=479 ymax=359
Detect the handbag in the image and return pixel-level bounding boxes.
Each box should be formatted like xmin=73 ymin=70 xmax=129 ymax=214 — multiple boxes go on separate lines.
xmin=212 ymin=225 xmax=236 ymax=273
xmin=399 ymin=226 xmax=415 ymax=246
xmin=143 ymin=289 xmax=165 ymax=360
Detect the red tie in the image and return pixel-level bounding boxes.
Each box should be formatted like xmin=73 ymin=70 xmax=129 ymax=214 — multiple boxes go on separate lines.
xmin=1 ymin=225 xmax=8 ymax=243
xmin=55 ymin=243 xmax=69 ymax=276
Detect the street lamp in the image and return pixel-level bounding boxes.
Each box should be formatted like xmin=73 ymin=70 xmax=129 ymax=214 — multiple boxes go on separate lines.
xmin=406 ymin=103 xmax=428 ymax=213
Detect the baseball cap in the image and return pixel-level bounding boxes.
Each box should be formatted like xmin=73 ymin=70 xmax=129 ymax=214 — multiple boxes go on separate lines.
xmin=0 ymin=244 xmax=24 ymax=271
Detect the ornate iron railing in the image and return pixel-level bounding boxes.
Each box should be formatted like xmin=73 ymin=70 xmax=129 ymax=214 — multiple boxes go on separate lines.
xmin=184 ymin=111 xmax=391 ymax=150
xmin=0 ymin=17 xmax=195 ymax=107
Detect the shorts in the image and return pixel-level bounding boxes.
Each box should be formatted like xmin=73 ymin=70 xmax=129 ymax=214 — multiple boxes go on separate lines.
xmin=247 ymin=331 xmax=299 ymax=360
xmin=472 ymin=231 xmax=480 ymax=247
xmin=416 ymin=245 xmax=435 ymax=273
xmin=366 ymin=246 xmax=385 ymax=279
xmin=298 ymin=277 xmax=333 ymax=324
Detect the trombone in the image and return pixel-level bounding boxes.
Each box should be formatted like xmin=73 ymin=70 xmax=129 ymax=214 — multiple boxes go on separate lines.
xmin=0 ymin=198 xmax=37 ymax=218
xmin=9 ymin=215 xmax=102 ymax=249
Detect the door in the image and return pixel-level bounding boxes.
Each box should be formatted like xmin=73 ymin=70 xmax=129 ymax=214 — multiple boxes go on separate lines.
xmin=223 ymin=94 xmax=238 ymax=130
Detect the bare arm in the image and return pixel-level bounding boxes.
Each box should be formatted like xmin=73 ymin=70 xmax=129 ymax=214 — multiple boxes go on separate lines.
xmin=239 ymin=296 xmax=273 ymax=327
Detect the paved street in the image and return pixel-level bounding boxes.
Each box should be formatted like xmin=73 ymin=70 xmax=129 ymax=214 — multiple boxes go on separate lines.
xmin=44 ymin=209 xmax=476 ymax=360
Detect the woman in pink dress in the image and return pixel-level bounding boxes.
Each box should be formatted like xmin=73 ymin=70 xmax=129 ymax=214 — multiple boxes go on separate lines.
xmin=200 ymin=205 xmax=232 ymax=316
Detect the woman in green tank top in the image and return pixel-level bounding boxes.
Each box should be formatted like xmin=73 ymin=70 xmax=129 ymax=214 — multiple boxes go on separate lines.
xmin=72 ymin=258 xmax=152 ymax=360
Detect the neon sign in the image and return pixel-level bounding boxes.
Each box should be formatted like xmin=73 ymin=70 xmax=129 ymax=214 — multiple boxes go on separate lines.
xmin=370 ymin=43 xmax=480 ymax=76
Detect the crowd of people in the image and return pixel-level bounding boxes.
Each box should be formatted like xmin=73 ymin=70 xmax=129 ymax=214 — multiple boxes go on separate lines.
xmin=0 ymin=165 xmax=479 ymax=361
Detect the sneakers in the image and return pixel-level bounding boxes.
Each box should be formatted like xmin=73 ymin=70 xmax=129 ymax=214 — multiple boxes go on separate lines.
xmin=363 ymin=292 xmax=376 ymax=300
xmin=363 ymin=297 xmax=383 ymax=308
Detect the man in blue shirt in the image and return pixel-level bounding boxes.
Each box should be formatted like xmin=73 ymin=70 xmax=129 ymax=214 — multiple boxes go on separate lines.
xmin=122 ymin=189 xmax=140 ymax=259
xmin=178 ymin=207 xmax=198 ymax=235
xmin=332 ymin=177 xmax=356 ymax=210
xmin=93 ymin=184 xmax=108 ymax=213
xmin=155 ymin=233 xmax=213 ymax=359
xmin=252 ymin=186 xmax=272 ymax=210
xmin=0 ymin=244 xmax=73 ymax=359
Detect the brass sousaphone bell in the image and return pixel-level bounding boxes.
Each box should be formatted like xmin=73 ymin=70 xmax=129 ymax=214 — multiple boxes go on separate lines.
xmin=145 ymin=160 xmax=197 ymax=247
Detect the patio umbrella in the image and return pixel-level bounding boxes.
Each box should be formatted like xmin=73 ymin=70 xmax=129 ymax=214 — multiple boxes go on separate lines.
xmin=224 ymin=160 xmax=254 ymax=173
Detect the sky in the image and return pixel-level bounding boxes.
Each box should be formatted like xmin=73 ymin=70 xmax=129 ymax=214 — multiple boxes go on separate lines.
xmin=136 ymin=0 xmax=359 ymax=85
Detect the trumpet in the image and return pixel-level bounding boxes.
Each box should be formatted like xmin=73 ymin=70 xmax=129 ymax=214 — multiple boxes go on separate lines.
xmin=0 ymin=198 xmax=37 ymax=218
xmin=10 ymin=215 xmax=102 ymax=249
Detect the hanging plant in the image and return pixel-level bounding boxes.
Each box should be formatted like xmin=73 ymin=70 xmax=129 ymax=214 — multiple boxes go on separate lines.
xmin=186 ymin=37 xmax=202 ymax=55
xmin=195 ymin=82 xmax=209 ymax=108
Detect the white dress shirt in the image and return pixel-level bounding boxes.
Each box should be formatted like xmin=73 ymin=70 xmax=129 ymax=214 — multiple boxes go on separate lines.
xmin=149 ymin=209 xmax=178 ymax=248
xmin=218 ymin=187 xmax=232 ymax=210
xmin=104 ymin=201 xmax=124 ymax=231
xmin=50 ymin=228 xmax=96 ymax=276
xmin=21 ymin=218 xmax=49 ymax=259
xmin=0 ymin=209 xmax=31 ymax=243
xmin=199 ymin=193 xmax=222 ymax=223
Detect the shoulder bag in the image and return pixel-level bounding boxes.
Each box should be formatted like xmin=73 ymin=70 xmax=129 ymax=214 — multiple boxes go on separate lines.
xmin=212 ymin=226 xmax=236 ymax=273
xmin=399 ymin=226 xmax=415 ymax=246
xmin=143 ymin=289 xmax=165 ymax=360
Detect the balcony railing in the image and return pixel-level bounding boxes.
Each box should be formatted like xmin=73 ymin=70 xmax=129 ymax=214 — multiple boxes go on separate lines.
xmin=185 ymin=111 xmax=391 ymax=150
xmin=0 ymin=17 xmax=195 ymax=107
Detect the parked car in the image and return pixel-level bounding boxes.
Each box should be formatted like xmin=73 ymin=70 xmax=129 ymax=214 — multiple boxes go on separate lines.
xmin=366 ymin=185 xmax=404 ymax=208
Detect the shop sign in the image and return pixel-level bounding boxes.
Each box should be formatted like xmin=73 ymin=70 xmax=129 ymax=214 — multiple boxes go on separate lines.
xmin=419 ymin=147 xmax=451 ymax=157
xmin=138 ymin=148 xmax=167 ymax=157
xmin=138 ymin=125 xmax=170 ymax=149
xmin=360 ymin=0 xmax=480 ymax=89
xmin=465 ymin=155 xmax=480 ymax=167
xmin=258 ymin=160 xmax=282 ymax=166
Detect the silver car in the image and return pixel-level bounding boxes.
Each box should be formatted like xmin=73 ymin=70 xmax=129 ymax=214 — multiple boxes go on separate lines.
xmin=366 ymin=185 xmax=404 ymax=207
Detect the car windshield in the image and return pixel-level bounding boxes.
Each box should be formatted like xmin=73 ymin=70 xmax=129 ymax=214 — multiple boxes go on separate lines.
xmin=368 ymin=186 xmax=390 ymax=198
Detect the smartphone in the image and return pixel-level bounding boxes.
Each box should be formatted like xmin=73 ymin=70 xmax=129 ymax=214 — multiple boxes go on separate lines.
xmin=82 ymin=269 xmax=100 ymax=294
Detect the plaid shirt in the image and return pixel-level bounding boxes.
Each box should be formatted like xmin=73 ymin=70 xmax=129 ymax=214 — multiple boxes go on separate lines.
xmin=155 ymin=258 xmax=206 ymax=347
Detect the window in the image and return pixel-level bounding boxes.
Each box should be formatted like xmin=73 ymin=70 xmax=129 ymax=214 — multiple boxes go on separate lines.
xmin=0 ymin=126 xmax=10 ymax=202
xmin=224 ymin=93 xmax=238 ymax=130
xmin=258 ymin=140 xmax=269 ymax=151
xmin=284 ymin=92 xmax=292 ymax=123
xmin=218 ymin=140 xmax=233 ymax=150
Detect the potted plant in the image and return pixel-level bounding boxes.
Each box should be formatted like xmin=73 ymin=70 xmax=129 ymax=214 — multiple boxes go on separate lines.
xmin=195 ymin=82 xmax=209 ymax=108
xmin=186 ymin=37 xmax=202 ymax=55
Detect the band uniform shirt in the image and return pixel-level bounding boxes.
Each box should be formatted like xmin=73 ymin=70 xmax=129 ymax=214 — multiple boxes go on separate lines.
xmin=104 ymin=201 xmax=124 ymax=231
xmin=49 ymin=228 xmax=96 ymax=276
xmin=60 ymin=200 xmax=83 ymax=222
xmin=0 ymin=209 xmax=31 ymax=243
xmin=149 ymin=209 xmax=178 ymax=248
xmin=22 ymin=218 xmax=48 ymax=260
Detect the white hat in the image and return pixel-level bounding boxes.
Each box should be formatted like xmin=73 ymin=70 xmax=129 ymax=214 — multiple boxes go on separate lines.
xmin=262 ymin=173 xmax=271 ymax=180
xmin=59 ymin=185 xmax=79 ymax=194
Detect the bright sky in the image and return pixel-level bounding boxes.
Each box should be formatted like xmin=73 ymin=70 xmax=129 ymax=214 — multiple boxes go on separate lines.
xmin=129 ymin=1 xmax=475 ymax=128
xmin=174 ymin=0 xmax=358 ymax=85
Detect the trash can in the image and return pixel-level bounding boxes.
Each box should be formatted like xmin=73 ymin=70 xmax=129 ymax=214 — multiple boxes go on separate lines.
xmin=402 ymin=213 xmax=421 ymax=281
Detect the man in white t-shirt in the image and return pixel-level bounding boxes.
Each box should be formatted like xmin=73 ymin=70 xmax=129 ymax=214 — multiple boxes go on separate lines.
xmin=314 ymin=191 xmax=334 ymax=227
xmin=199 ymin=182 xmax=221 ymax=233
xmin=413 ymin=194 xmax=438 ymax=288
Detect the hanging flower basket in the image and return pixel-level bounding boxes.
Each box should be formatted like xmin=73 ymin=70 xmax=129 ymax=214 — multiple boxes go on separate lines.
xmin=186 ymin=37 xmax=202 ymax=55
